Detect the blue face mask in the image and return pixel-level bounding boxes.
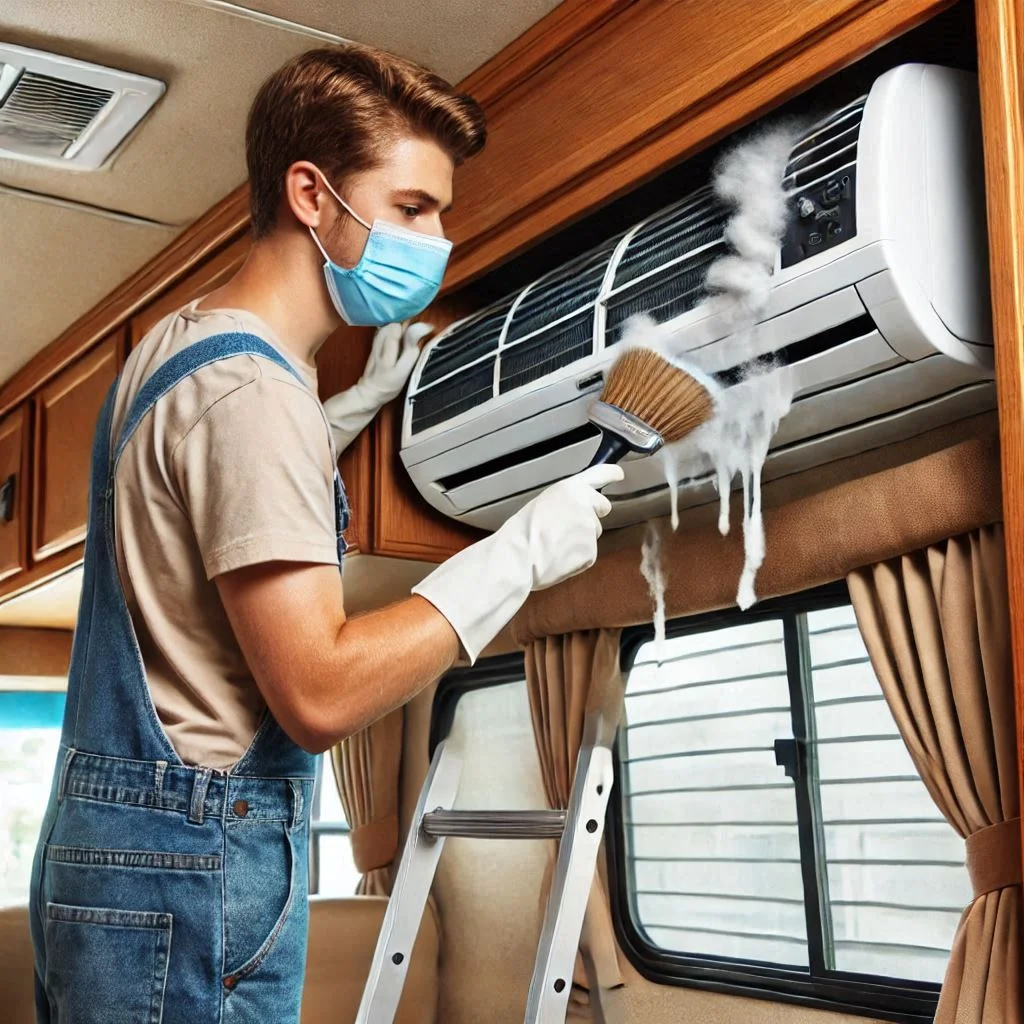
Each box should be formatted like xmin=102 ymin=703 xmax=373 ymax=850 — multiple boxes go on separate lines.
xmin=309 ymin=171 xmax=453 ymax=327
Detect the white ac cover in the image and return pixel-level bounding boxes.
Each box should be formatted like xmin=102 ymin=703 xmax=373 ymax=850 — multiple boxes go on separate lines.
xmin=400 ymin=63 xmax=995 ymax=532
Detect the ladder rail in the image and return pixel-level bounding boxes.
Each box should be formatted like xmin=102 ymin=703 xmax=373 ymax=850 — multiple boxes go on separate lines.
xmin=354 ymin=738 xmax=462 ymax=1024
xmin=524 ymin=715 xmax=616 ymax=1022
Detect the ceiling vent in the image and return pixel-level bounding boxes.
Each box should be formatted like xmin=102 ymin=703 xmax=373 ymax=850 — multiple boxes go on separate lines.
xmin=0 ymin=43 xmax=164 ymax=170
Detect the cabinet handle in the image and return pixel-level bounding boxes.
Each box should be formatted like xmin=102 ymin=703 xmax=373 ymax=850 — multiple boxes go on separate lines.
xmin=0 ymin=473 xmax=15 ymax=524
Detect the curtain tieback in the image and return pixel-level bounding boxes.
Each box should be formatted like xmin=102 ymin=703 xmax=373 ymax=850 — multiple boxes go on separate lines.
xmin=965 ymin=817 xmax=1022 ymax=897
xmin=350 ymin=813 xmax=399 ymax=874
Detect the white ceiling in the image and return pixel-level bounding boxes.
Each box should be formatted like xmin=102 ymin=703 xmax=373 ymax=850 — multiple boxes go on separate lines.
xmin=0 ymin=0 xmax=562 ymax=385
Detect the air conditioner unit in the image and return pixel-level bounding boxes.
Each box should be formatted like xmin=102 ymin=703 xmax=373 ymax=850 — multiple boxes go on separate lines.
xmin=400 ymin=64 xmax=995 ymax=532
xmin=0 ymin=43 xmax=164 ymax=170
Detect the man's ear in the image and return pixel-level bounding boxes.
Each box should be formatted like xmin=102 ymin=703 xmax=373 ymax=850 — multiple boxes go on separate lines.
xmin=283 ymin=161 xmax=329 ymax=230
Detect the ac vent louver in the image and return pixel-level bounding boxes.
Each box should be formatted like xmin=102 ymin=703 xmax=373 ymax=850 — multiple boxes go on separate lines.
xmin=0 ymin=43 xmax=164 ymax=170
xmin=605 ymin=187 xmax=730 ymax=341
xmin=408 ymin=186 xmax=732 ymax=434
xmin=0 ymin=72 xmax=112 ymax=155
xmin=411 ymin=359 xmax=497 ymax=435
xmin=784 ymin=96 xmax=866 ymax=190
xmin=417 ymin=299 xmax=512 ymax=389
xmin=500 ymin=308 xmax=595 ymax=394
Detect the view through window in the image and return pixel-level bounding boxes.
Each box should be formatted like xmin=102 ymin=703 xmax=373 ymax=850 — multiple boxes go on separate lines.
xmin=616 ymin=596 xmax=968 ymax=1012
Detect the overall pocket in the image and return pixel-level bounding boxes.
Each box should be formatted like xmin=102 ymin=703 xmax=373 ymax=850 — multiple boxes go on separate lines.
xmin=44 ymin=902 xmax=172 ymax=1024
xmin=223 ymin=820 xmax=303 ymax=986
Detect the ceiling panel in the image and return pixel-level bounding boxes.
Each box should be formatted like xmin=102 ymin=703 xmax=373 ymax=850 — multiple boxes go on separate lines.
xmin=236 ymin=0 xmax=563 ymax=84
xmin=0 ymin=191 xmax=176 ymax=380
xmin=0 ymin=0 xmax=333 ymax=224
xmin=0 ymin=0 xmax=563 ymax=227
xmin=0 ymin=0 xmax=561 ymax=381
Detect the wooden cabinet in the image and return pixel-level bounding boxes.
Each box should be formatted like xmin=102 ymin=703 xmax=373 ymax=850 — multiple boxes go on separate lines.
xmin=33 ymin=334 xmax=121 ymax=561
xmin=0 ymin=405 xmax=30 ymax=584
xmin=372 ymin=296 xmax=484 ymax=560
xmin=130 ymin=235 xmax=251 ymax=345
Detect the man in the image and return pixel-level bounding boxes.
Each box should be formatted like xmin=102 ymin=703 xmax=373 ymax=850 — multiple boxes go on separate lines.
xmin=29 ymin=43 xmax=622 ymax=1023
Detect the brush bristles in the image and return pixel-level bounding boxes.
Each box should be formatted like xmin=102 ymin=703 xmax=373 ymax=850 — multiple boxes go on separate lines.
xmin=601 ymin=348 xmax=715 ymax=443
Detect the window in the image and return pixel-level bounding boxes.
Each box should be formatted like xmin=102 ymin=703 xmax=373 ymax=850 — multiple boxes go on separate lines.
xmin=610 ymin=585 xmax=968 ymax=1022
xmin=308 ymin=754 xmax=360 ymax=896
xmin=0 ymin=691 xmax=65 ymax=907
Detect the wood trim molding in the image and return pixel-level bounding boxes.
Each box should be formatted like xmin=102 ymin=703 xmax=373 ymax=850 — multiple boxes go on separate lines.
xmin=0 ymin=185 xmax=250 ymax=420
xmin=441 ymin=0 xmax=953 ymax=291
xmin=129 ymin=235 xmax=252 ymax=346
xmin=314 ymin=322 xmax=377 ymax=554
xmin=456 ymin=0 xmax=629 ymax=115
xmin=974 ymin=0 xmax=1024 ymax=884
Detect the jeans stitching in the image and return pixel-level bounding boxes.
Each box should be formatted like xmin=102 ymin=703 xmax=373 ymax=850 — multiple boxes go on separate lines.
xmin=46 ymin=845 xmax=221 ymax=871
xmin=46 ymin=902 xmax=172 ymax=929
xmin=154 ymin=914 xmax=172 ymax=1024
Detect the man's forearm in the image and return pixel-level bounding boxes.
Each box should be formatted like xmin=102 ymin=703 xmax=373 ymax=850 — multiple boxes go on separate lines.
xmin=313 ymin=595 xmax=460 ymax=748
xmin=217 ymin=563 xmax=461 ymax=754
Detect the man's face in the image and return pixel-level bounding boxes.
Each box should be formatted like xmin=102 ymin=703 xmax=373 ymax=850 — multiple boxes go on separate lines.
xmin=323 ymin=135 xmax=455 ymax=270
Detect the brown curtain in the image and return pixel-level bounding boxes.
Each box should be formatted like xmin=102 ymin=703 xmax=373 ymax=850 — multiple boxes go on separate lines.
xmin=848 ymin=525 xmax=1022 ymax=1023
xmin=525 ymin=629 xmax=625 ymax=1006
xmin=330 ymin=708 xmax=404 ymax=896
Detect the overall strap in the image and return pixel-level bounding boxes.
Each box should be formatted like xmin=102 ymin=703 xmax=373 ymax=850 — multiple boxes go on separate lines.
xmin=113 ymin=332 xmax=305 ymax=466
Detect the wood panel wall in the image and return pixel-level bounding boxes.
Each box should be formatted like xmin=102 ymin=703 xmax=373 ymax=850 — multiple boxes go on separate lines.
xmin=975 ymin=0 xmax=1024 ymax=872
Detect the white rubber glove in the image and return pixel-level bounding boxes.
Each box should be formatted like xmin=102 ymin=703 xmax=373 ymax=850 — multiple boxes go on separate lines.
xmin=322 ymin=321 xmax=433 ymax=454
xmin=412 ymin=464 xmax=625 ymax=663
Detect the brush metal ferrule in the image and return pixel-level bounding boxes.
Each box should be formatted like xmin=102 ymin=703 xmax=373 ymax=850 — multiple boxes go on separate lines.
xmin=587 ymin=401 xmax=665 ymax=455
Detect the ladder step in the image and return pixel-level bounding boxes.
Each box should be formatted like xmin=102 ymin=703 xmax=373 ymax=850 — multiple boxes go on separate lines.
xmin=421 ymin=809 xmax=566 ymax=840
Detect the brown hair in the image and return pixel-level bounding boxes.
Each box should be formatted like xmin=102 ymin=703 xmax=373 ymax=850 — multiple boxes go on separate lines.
xmin=245 ymin=45 xmax=486 ymax=237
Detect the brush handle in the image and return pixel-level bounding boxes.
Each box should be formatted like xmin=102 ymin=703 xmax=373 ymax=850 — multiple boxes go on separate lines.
xmin=587 ymin=431 xmax=633 ymax=468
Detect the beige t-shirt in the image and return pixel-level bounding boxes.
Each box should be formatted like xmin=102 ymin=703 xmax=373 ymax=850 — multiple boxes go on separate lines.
xmin=111 ymin=300 xmax=340 ymax=769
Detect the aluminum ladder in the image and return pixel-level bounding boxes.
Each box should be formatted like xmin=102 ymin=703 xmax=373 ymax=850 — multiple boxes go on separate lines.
xmin=355 ymin=712 xmax=615 ymax=1024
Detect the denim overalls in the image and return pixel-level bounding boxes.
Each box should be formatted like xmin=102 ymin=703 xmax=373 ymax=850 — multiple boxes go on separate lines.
xmin=29 ymin=334 xmax=349 ymax=1023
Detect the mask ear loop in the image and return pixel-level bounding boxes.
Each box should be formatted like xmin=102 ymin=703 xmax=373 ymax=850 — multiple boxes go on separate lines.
xmin=314 ymin=167 xmax=373 ymax=230
xmin=308 ymin=224 xmax=332 ymax=263
xmin=308 ymin=165 xmax=373 ymax=266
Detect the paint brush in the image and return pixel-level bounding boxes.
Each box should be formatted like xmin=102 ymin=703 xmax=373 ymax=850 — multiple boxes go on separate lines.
xmin=587 ymin=346 xmax=718 ymax=466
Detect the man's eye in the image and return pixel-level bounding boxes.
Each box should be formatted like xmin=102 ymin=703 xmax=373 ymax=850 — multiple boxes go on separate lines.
xmin=401 ymin=205 xmax=419 ymax=218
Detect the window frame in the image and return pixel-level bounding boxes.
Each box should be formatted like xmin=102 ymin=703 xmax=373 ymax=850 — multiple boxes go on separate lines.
xmin=607 ymin=582 xmax=944 ymax=1024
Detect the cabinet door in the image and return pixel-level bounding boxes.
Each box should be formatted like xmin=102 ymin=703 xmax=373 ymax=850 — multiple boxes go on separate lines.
xmin=130 ymin=235 xmax=250 ymax=347
xmin=0 ymin=404 xmax=30 ymax=583
xmin=33 ymin=334 xmax=121 ymax=561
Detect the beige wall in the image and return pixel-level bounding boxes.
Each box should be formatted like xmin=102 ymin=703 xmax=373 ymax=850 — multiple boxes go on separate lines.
xmin=400 ymin=677 xmax=885 ymax=1024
